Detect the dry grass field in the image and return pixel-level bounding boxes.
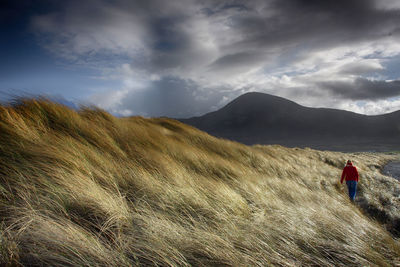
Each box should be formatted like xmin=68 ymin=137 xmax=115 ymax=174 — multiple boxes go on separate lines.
xmin=1 ymin=99 xmax=400 ymax=266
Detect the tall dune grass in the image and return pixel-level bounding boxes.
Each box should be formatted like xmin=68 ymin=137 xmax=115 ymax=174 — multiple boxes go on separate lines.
xmin=0 ymin=98 xmax=400 ymax=266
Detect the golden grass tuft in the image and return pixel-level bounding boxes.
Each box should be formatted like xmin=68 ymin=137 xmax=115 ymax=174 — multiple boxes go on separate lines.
xmin=0 ymin=98 xmax=400 ymax=266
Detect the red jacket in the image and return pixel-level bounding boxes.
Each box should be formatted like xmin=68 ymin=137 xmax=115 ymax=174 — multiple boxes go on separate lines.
xmin=340 ymin=163 xmax=359 ymax=183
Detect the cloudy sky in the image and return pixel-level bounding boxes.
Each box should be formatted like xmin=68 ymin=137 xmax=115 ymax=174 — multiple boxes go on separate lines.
xmin=1 ymin=0 xmax=400 ymax=117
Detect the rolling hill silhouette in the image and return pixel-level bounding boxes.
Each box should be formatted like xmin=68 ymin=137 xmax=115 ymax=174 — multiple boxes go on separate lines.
xmin=180 ymin=92 xmax=400 ymax=151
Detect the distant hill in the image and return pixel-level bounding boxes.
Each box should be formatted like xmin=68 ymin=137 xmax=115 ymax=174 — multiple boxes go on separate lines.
xmin=179 ymin=92 xmax=400 ymax=151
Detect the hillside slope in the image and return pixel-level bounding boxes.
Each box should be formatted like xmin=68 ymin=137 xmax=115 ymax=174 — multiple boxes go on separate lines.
xmin=180 ymin=92 xmax=400 ymax=151
xmin=1 ymin=99 xmax=400 ymax=266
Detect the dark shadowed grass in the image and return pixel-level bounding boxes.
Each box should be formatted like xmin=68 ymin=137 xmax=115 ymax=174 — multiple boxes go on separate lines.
xmin=0 ymin=98 xmax=400 ymax=266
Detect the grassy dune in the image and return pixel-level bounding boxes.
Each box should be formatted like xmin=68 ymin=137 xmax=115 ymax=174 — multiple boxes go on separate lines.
xmin=1 ymin=99 xmax=400 ymax=266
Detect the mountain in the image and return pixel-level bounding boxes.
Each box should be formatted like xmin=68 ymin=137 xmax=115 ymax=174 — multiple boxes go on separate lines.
xmin=180 ymin=92 xmax=400 ymax=151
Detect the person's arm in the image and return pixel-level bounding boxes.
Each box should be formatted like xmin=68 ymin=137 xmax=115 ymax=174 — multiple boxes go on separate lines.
xmin=355 ymin=167 xmax=359 ymax=182
xmin=340 ymin=167 xmax=346 ymax=184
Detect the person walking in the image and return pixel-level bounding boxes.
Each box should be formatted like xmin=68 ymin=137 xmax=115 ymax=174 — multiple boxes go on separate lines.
xmin=341 ymin=160 xmax=359 ymax=201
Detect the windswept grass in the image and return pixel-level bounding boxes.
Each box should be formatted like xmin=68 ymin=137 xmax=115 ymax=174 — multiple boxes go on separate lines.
xmin=0 ymin=98 xmax=400 ymax=266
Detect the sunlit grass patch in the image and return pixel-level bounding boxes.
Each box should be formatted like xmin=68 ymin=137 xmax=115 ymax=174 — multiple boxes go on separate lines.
xmin=0 ymin=98 xmax=399 ymax=266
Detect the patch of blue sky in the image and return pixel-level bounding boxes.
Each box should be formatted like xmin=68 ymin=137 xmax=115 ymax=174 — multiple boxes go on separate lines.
xmin=0 ymin=63 xmax=123 ymax=102
xmin=381 ymin=55 xmax=400 ymax=80
xmin=0 ymin=33 xmax=126 ymax=103
xmin=355 ymin=100 xmax=367 ymax=108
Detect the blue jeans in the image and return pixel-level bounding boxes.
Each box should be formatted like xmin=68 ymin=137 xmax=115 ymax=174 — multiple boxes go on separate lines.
xmin=346 ymin=180 xmax=357 ymax=201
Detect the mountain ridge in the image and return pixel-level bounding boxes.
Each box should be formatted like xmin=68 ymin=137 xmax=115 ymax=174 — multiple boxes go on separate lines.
xmin=179 ymin=92 xmax=400 ymax=151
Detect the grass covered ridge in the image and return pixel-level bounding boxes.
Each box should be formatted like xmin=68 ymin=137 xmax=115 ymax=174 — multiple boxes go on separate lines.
xmin=0 ymin=98 xmax=400 ymax=266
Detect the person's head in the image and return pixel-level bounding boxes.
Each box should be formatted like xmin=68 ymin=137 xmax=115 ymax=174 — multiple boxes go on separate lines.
xmin=347 ymin=160 xmax=352 ymax=165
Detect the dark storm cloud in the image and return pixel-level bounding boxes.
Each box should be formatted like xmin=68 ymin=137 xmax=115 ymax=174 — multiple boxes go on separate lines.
xmin=31 ymin=0 xmax=400 ymax=74
xmin=118 ymin=77 xmax=238 ymax=118
xmin=30 ymin=0 xmax=207 ymax=73
xmin=129 ymin=1 xmax=201 ymax=72
xmin=208 ymin=51 xmax=267 ymax=72
xmin=146 ymin=16 xmax=195 ymax=71
xmin=26 ymin=0 xmax=400 ymax=116
xmin=320 ymin=78 xmax=400 ymax=100
xmin=207 ymin=0 xmax=400 ymax=69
